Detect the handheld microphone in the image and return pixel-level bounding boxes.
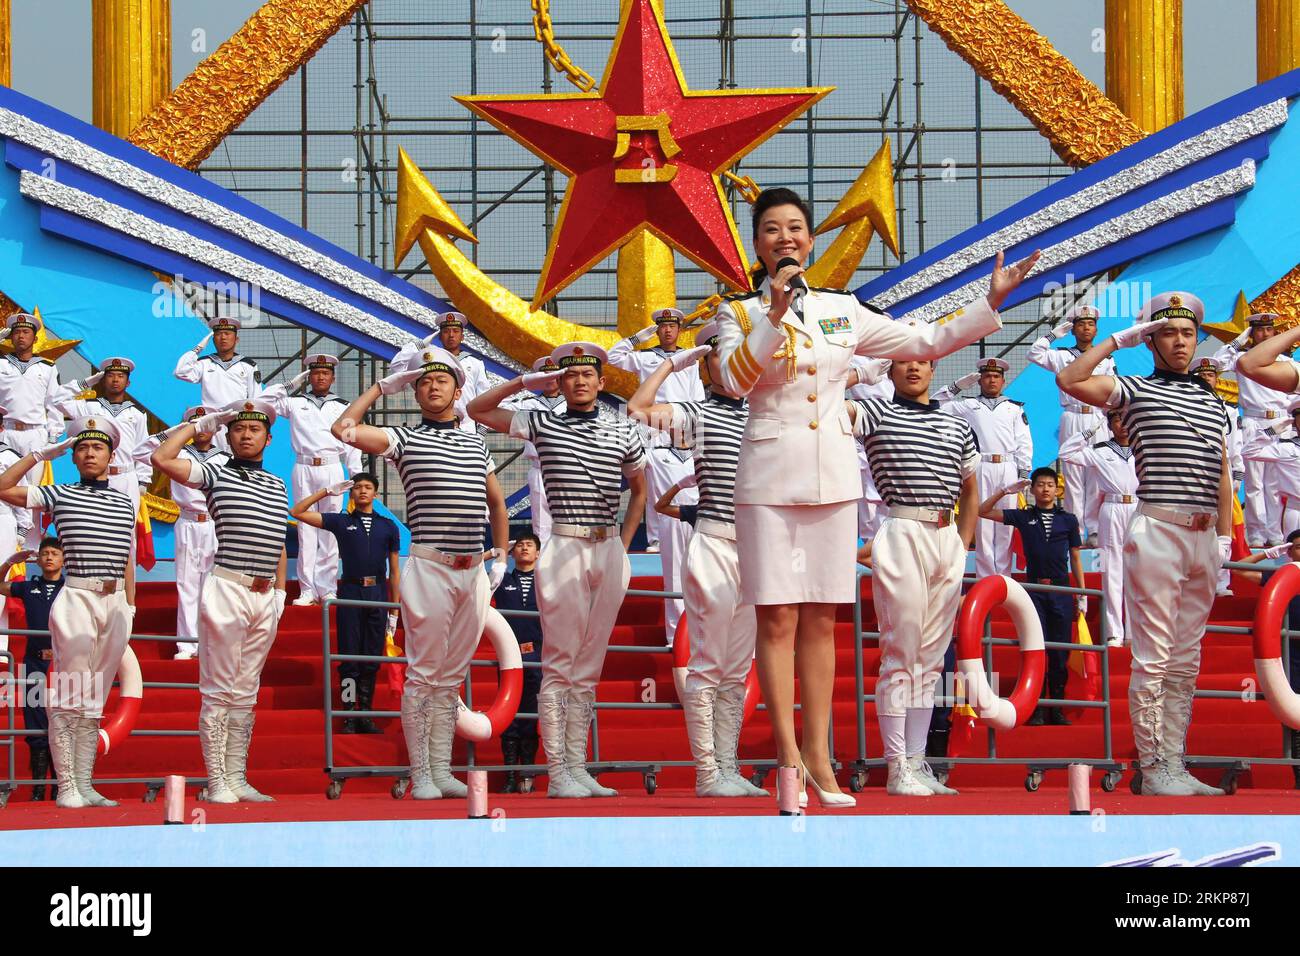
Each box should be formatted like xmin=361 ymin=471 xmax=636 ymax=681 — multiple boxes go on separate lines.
xmin=775 ymin=256 xmax=808 ymax=311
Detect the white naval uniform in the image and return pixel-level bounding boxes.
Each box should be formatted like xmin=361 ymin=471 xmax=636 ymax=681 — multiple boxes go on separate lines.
xmin=173 ymin=351 xmax=262 ymax=451
xmin=934 ymin=390 xmax=1033 ymax=577
xmin=1241 ymin=430 xmax=1300 ymax=539
xmin=650 ymin=443 xmax=695 ymax=644
xmin=0 ymin=354 xmax=63 ymax=547
xmin=502 ymin=391 xmax=566 ymax=546
xmin=168 ymin=444 xmax=228 ymax=655
xmin=1059 ymin=433 xmax=1137 ymax=643
xmin=713 ymin=278 xmax=1001 ymax=605
xmin=1108 ymin=371 xmax=1231 ymax=771
xmin=263 ymin=388 xmax=362 ymax=602
xmin=608 ymin=337 xmax=705 ymax=548
xmin=446 ymin=348 xmax=490 ymax=435
xmin=1026 ymin=337 xmax=1115 ymax=536
xmin=847 ymin=358 xmax=892 ymax=540
xmin=0 ymin=442 xmax=31 ymax=654
xmin=1213 ymin=342 xmax=1293 ymax=544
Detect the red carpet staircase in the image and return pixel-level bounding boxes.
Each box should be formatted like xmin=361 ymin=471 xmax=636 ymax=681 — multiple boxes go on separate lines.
xmin=2 ymin=570 xmax=1293 ymax=801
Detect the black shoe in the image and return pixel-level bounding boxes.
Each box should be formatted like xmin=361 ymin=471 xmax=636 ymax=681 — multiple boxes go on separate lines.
xmin=501 ymin=736 xmax=521 ymax=794
xmin=354 ymin=679 xmax=383 ymax=735
xmin=1290 ymin=730 xmax=1300 ymax=790
xmin=925 ymin=727 xmax=950 ymax=760
xmin=1027 ymin=707 xmax=1047 ymax=727
xmin=30 ymin=748 xmax=50 ymax=801
xmin=518 ymin=734 xmax=539 ymax=794
xmin=1047 ymin=707 xmax=1071 ymax=726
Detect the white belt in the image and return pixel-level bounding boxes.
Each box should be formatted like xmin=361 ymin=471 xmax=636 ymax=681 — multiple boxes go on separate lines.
xmin=296 ymin=454 xmax=340 ymax=466
xmin=1103 ymin=494 xmax=1136 ymax=504
xmin=410 ymin=542 xmax=484 ymax=569
xmin=179 ymin=508 xmax=210 ymax=522
xmin=695 ymin=517 xmax=736 ymax=541
xmin=551 ymin=523 xmax=619 ymax=541
xmin=212 ymin=565 xmax=275 ymax=592
xmin=980 ymin=453 xmax=1014 ymax=464
xmin=66 ymin=575 xmax=121 ymax=594
xmin=1137 ymin=502 xmax=1215 ymax=531
xmin=888 ymin=505 xmax=954 ymax=527
xmin=1244 ymin=410 xmax=1285 ymax=420
xmin=2 ymin=419 xmax=41 ymax=432
xmin=1062 ymin=403 xmax=1098 ymax=415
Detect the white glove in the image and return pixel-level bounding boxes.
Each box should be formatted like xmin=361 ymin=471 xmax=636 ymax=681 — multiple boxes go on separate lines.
xmin=1076 ymin=595 xmax=1088 ymax=616
xmin=33 ymin=437 xmax=76 ymax=461
xmin=0 ymin=549 xmax=37 ymax=575
xmin=1264 ymin=544 xmax=1288 ymax=559
xmin=274 ymin=588 xmax=286 ymax=620
xmin=288 ymin=370 xmax=310 ymax=391
xmin=378 ymin=365 xmax=425 ymax=395
xmin=854 ymin=358 xmax=891 ymax=386
xmin=1006 ymin=479 xmax=1031 ymax=496
xmin=1110 ymin=318 xmax=1168 ymax=350
xmin=194 ymin=331 xmax=213 ymax=353
xmin=1049 ymin=319 xmax=1074 ymax=341
xmin=0 ymin=326 xmax=10 ymax=340
xmin=391 ymin=333 xmax=437 ymax=373
xmin=677 ymin=471 xmax=698 ymax=490
xmin=72 ymin=371 xmax=105 ymax=392
xmin=669 ymin=345 xmax=710 ymax=372
xmin=1231 ymin=328 xmax=1251 ymax=351
xmin=952 ymin=371 xmax=981 ymax=392
xmin=520 ymin=369 xmax=563 ymax=389
xmin=630 ymin=325 xmax=658 ymax=345
xmin=325 ymin=479 xmax=354 ymax=496
xmin=1218 ymin=534 xmax=1232 ymax=569
xmin=487 ymin=548 xmax=507 ymax=590
xmin=385 ymin=609 xmax=399 ymax=637
xmin=193 ymin=407 xmax=239 ymax=434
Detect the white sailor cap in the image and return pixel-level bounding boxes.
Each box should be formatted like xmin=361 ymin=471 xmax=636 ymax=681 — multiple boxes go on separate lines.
xmin=69 ymin=415 xmax=121 ymax=450
xmin=305 ymin=353 xmax=339 ymax=371
xmin=652 ymin=308 xmax=685 ymax=326
xmin=977 ymin=357 xmax=1010 ymax=374
xmin=4 ymin=312 xmax=41 ymax=333
xmin=1066 ymin=304 xmax=1100 ymax=322
xmin=695 ymin=320 xmax=721 ymax=347
xmin=552 ymin=342 xmax=608 ymax=371
xmin=208 ymin=313 xmax=242 ymax=332
xmin=1248 ymin=312 xmax=1280 ymax=329
xmin=413 ymin=345 xmax=466 ymax=387
xmin=1137 ymin=291 xmax=1205 ymax=326
xmin=1191 ymin=356 xmax=1224 ymax=375
xmin=226 ymin=398 xmax=278 ymax=428
xmin=436 ymin=311 xmax=468 ymax=331
xmin=531 ymin=355 xmax=561 ymax=373
xmin=99 ymin=356 xmax=135 ymax=375
xmin=184 ymin=405 xmax=209 ymax=422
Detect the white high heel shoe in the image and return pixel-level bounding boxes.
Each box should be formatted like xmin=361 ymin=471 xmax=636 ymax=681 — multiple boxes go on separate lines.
xmin=801 ymin=762 xmax=856 ymax=809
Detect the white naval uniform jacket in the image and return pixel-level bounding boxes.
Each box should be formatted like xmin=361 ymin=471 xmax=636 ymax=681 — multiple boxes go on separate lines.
xmin=607 ymin=339 xmax=706 ymax=403
xmin=1025 ymin=338 xmax=1117 ymax=408
xmin=0 ymin=354 xmax=61 ymax=438
xmin=173 ymin=351 xmax=262 ymax=408
xmin=1058 ymin=433 xmax=1138 ymax=499
xmin=1213 ymin=341 xmax=1293 ymax=421
xmin=262 ymin=387 xmax=362 ymax=471
xmin=935 ymin=394 xmax=1033 ymax=479
xmin=714 ymin=277 xmax=1001 ymax=506
xmin=52 ymin=393 xmax=153 ymax=487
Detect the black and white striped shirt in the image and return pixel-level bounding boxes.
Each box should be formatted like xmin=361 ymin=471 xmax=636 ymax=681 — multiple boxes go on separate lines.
xmin=382 ymin=419 xmax=495 ymax=554
xmin=193 ymin=458 xmax=288 ymax=578
xmin=1111 ymin=371 xmax=1230 ymax=512
xmin=670 ymin=394 xmax=747 ymax=526
xmin=851 ymin=397 xmax=979 ymax=508
xmin=509 ymin=408 xmax=647 ymax=527
xmin=31 ymin=482 xmax=135 ymax=579
xmin=518 ymin=569 xmax=534 ymax=603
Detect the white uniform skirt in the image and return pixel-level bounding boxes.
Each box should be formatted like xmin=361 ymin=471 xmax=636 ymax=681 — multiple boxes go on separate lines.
xmin=735 ymin=500 xmax=858 ymax=606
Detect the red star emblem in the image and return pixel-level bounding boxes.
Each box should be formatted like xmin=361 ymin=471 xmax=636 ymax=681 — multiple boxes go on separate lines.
xmin=457 ymin=0 xmax=831 ymax=308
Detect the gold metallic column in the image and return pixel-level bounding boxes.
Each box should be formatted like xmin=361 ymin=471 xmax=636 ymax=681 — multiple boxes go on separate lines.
xmin=617 ymin=230 xmax=677 ymax=338
xmin=1258 ymin=0 xmax=1300 ymax=82
xmin=1105 ymin=0 xmax=1183 ymax=132
xmin=92 ymin=0 xmax=171 ymax=138
xmin=0 ymin=0 xmax=10 ymax=87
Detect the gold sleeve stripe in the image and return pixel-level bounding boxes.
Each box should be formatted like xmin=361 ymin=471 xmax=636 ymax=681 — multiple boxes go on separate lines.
xmin=734 ymin=341 xmax=762 ymax=380
xmin=727 ymin=350 xmax=760 ymax=391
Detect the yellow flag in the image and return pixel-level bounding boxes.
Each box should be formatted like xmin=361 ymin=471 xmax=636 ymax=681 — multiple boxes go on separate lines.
xmin=1069 ymin=612 xmax=1094 ymax=678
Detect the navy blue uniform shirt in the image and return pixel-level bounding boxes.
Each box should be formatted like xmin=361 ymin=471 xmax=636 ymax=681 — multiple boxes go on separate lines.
xmin=494 ymin=567 xmax=542 ymax=659
xmin=12 ymin=575 xmax=64 ymax=658
xmin=1002 ymin=506 xmax=1081 ymax=582
xmin=319 ymin=510 xmax=400 ymax=581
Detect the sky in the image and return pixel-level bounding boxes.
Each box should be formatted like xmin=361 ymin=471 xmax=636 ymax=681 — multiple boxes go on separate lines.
xmin=7 ymin=0 xmax=1262 ymax=125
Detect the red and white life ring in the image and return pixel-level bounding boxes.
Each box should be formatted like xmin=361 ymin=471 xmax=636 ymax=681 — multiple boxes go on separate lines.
xmin=455 ymin=607 xmax=524 ymax=742
xmin=98 ymin=644 xmax=142 ymax=755
xmin=1252 ymin=563 xmax=1300 ymax=729
xmin=671 ymin=615 xmax=760 ymax=722
xmin=954 ymin=575 xmax=1045 ymax=730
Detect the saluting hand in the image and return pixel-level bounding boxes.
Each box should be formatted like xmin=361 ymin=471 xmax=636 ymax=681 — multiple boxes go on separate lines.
xmin=288 ymin=370 xmax=310 ymax=392
xmin=325 ymin=479 xmax=354 ymax=496
xmin=1110 ymin=318 xmax=1168 ymax=350
xmin=193 ymin=407 xmax=239 ymax=434
xmin=1 ymin=549 xmax=37 ymax=571
xmin=519 ymin=369 xmax=563 ymax=389
xmin=33 ymin=437 xmax=76 ymax=461
xmin=986 ymin=249 xmax=1042 ymax=312
xmin=668 ymin=345 xmax=710 ymax=373
xmin=378 ymin=365 xmax=425 ymax=395
xmin=194 ymin=331 xmax=213 ymax=354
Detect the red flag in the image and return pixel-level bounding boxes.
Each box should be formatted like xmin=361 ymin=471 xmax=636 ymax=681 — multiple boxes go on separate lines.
xmin=1230 ymin=496 xmax=1249 ymax=561
xmin=1064 ymin=613 xmax=1101 ymax=720
xmin=948 ymin=703 xmax=978 ymax=757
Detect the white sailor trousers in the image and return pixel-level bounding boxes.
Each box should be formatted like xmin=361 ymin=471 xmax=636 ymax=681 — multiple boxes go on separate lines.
xmin=654 ymin=450 xmax=697 ymax=644
xmin=537 ymin=533 xmax=630 ymax=695
xmin=526 ymin=466 xmax=552 ymax=547
xmin=682 ymin=527 xmax=756 ymax=693
xmin=47 ymin=586 xmax=132 ymax=719
xmin=643 ymin=446 xmax=683 ymax=547
xmin=974 ymin=459 xmax=1017 ymax=578
xmin=174 ymin=515 xmax=216 ymax=643
xmin=198 ymin=573 xmax=279 ymax=710
xmin=400 ymin=552 xmax=489 ymax=693
xmin=1097 ymin=500 xmax=1136 ymax=643
xmin=0 ymin=511 xmax=15 ymax=654
xmin=1058 ymin=409 xmax=1107 ymax=535
xmin=292 ymin=462 xmax=344 ymax=600
xmin=871 ymin=517 xmax=966 ymax=717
